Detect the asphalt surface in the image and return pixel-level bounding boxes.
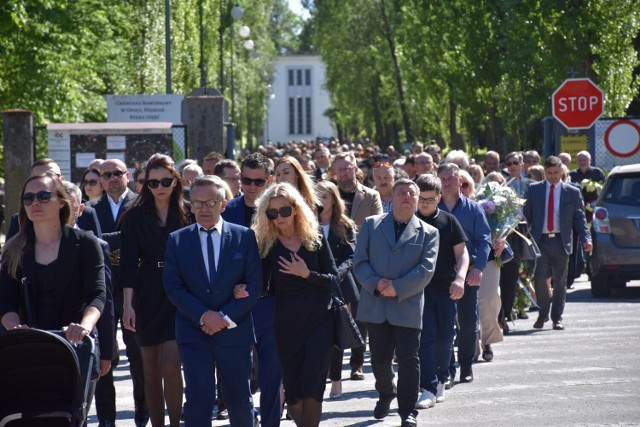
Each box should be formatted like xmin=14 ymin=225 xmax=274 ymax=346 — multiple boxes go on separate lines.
xmin=87 ymin=275 xmax=640 ymax=426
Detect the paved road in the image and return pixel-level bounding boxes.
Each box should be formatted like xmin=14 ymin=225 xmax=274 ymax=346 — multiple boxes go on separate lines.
xmin=88 ymin=276 xmax=640 ymax=426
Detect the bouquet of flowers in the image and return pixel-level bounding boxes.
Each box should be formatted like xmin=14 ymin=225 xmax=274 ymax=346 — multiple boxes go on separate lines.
xmin=579 ymin=178 xmax=603 ymax=223
xmin=475 ymin=181 xmax=526 ymax=266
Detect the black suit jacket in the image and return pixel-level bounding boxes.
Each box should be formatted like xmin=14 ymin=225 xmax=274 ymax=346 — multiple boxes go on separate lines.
xmin=85 ymin=190 xmax=137 ymax=252
xmin=6 ymin=206 xmax=102 ymax=242
xmin=0 ymin=226 xmax=106 ymax=331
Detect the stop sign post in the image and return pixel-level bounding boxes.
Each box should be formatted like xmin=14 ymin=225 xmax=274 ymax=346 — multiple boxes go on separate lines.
xmin=552 ymin=78 xmax=604 ymax=129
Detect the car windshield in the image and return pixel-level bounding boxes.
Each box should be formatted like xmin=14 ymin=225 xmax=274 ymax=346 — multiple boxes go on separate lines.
xmin=602 ymin=174 xmax=640 ymax=207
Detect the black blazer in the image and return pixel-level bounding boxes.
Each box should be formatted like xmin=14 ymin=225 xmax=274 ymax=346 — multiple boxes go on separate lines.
xmin=0 ymin=226 xmax=106 ymax=331
xmin=85 ymin=190 xmax=137 ymax=252
xmin=6 ymin=206 xmax=102 ymax=241
xmin=326 ymin=226 xmax=359 ymax=305
xmin=95 ymin=238 xmax=115 ymax=361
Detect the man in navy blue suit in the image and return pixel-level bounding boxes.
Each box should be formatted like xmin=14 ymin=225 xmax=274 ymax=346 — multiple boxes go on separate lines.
xmin=164 ymin=175 xmax=262 ymax=426
xmin=223 ymin=153 xmax=283 ymax=427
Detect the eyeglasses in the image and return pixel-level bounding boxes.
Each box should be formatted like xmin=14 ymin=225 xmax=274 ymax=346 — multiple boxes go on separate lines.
xmin=101 ymin=169 xmax=127 ymax=180
xmin=147 ymin=178 xmax=174 ymax=189
xmin=461 ymin=182 xmax=471 ymax=189
xmin=505 ymin=161 xmax=520 ymax=167
xmin=333 ymin=166 xmax=354 ymax=174
xmin=373 ymin=162 xmax=392 ymax=169
xmin=266 ymin=206 xmax=293 ymax=220
xmin=241 ymin=177 xmax=267 ymax=187
xmin=82 ymin=179 xmax=99 ymax=187
xmin=191 ymin=198 xmax=222 ymax=209
xmin=22 ymin=191 xmax=53 ymax=206
xmin=418 ymin=196 xmax=438 ymax=204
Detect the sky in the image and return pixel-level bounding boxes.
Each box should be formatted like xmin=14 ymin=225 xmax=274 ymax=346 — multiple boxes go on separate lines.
xmin=287 ymin=0 xmax=311 ymax=20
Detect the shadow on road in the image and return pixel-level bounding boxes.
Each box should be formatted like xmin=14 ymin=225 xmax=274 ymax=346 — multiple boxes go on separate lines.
xmin=567 ymin=285 xmax=640 ymax=303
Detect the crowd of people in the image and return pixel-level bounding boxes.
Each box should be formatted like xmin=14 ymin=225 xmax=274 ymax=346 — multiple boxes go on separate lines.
xmin=0 ymin=138 xmax=604 ymax=427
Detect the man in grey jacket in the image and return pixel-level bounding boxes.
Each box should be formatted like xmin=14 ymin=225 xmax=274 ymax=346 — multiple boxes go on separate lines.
xmin=353 ymin=178 xmax=439 ymax=427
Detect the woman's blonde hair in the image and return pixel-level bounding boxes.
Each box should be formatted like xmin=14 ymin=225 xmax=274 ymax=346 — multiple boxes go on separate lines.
xmin=315 ymin=181 xmax=356 ymax=244
xmin=252 ymin=183 xmax=321 ymax=258
xmin=274 ymin=156 xmax=319 ymax=210
xmin=2 ymin=173 xmax=72 ymax=278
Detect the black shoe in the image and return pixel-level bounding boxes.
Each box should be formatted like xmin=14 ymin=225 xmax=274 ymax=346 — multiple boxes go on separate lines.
xmin=134 ymin=400 xmax=149 ymax=427
xmin=501 ymin=318 xmax=510 ymax=335
xmin=373 ymin=400 xmax=391 ymax=419
xmin=460 ymin=365 xmax=473 ymax=383
xmin=98 ymin=420 xmax=116 ymax=427
xmin=401 ymin=414 xmax=418 ymax=427
xmin=444 ymin=375 xmax=455 ymax=390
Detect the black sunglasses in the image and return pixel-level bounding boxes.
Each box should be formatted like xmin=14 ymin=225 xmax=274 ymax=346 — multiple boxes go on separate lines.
xmin=101 ymin=169 xmax=127 ymax=180
xmin=505 ymin=161 xmax=521 ymax=167
xmin=82 ymin=179 xmax=99 ymax=187
xmin=266 ymin=206 xmax=293 ymax=220
xmin=147 ymin=178 xmax=174 ymax=189
xmin=241 ymin=177 xmax=267 ymax=187
xmin=22 ymin=191 xmax=53 ymax=206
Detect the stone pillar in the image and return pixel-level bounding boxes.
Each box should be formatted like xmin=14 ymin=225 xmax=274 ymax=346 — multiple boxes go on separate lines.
xmin=2 ymin=109 xmax=34 ymax=235
xmin=182 ymin=87 xmax=228 ymax=162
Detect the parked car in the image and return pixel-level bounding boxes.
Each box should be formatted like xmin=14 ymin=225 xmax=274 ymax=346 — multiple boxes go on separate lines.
xmin=590 ymin=163 xmax=640 ymax=297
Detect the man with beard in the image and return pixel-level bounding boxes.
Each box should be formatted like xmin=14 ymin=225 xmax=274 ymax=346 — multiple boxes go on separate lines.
xmin=332 ymin=151 xmax=382 ymax=381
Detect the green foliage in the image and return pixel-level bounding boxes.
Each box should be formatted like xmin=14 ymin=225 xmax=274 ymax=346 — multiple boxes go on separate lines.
xmin=0 ymin=0 xmax=286 ymax=162
xmin=311 ymin=0 xmax=640 ymax=151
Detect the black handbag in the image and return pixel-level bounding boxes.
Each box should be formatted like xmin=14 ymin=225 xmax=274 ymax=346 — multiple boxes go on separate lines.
xmin=514 ymin=229 xmax=541 ymax=260
xmin=330 ymin=278 xmax=364 ymax=351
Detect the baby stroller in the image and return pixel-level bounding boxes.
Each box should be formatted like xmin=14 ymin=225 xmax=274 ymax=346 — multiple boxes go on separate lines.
xmin=0 ymin=328 xmax=99 ymax=427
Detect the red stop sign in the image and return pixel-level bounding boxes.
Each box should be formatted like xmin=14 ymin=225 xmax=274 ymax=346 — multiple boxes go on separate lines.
xmin=552 ymin=78 xmax=604 ymax=129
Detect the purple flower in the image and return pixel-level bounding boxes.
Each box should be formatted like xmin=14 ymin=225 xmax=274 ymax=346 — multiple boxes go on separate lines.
xmin=481 ymin=200 xmax=496 ymax=214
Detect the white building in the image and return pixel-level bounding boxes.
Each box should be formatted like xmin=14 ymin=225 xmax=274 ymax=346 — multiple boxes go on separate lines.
xmin=265 ymin=55 xmax=334 ymax=144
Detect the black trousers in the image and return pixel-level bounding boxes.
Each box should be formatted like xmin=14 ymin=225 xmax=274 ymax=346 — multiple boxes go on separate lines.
xmin=499 ymin=233 xmax=523 ymax=322
xmin=95 ymin=287 xmax=146 ymax=421
xmin=349 ymin=300 xmax=368 ymax=369
xmin=367 ymin=321 xmax=420 ymax=419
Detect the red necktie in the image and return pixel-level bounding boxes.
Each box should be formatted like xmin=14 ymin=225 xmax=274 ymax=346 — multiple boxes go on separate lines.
xmin=547 ymin=184 xmax=555 ymax=232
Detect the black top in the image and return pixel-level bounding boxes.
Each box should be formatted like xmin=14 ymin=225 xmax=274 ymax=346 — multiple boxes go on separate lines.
xmin=417 ymin=208 xmax=468 ymax=293
xmin=244 ymin=203 xmax=256 ymax=228
xmin=339 ymin=189 xmax=356 ymax=216
xmin=0 ymin=226 xmax=106 ymax=330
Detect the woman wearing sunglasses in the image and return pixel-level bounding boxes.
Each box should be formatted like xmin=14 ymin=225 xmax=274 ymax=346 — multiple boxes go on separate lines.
xmin=316 ymin=181 xmax=359 ymax=400
xmin=0 ymin=173 xmax=106 ymax=347
xmin=81 ymin=168 xmax=105 ymax=202
xmin=119 ymin=154 xmax=189 ymax=427
xmin=253 ymin=183 xmax=338 ymax=427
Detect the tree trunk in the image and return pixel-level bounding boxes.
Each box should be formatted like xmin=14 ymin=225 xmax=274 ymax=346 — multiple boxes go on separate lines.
xmin=379 ymin=0 xmax=413 ymax=143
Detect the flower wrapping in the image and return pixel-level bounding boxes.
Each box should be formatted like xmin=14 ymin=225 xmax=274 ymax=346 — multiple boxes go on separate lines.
xmin=474 ymin=181 xmax=525 ymax=243
xmin=579 ymin=178 xmax=603 ymax=223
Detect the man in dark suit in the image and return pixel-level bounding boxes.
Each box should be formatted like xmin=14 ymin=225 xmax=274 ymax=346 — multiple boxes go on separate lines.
xmin=164 ymin=175 xmax=261 ymax=426
xmin=312 ymin=146 xmax=332 ymax=181
xmin=353 ymin=178 xmax=439 ymax=427
xmin=86 ymin=158 xmax=146 ymax=427
xmin=524 ymin=156 xmax=592 ymax=331
xmin=223 ymin=153 xmax=281 ymax=427
xmin=333 ymin=151 xmax=383 ymax=380
xmin=64 ymin=180 xmax=115 ymax=379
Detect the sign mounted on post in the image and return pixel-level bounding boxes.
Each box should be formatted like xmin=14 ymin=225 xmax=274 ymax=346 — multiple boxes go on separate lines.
xmin=552 ymin=78 xmax=604 ymax=130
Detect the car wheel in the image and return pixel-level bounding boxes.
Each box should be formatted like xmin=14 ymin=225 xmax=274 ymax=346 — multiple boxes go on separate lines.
xmin=591 ymin=273 xmax=611 ymax=297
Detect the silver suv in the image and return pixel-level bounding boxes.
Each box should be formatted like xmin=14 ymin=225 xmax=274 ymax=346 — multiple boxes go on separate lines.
xmin=590 ymin=163 xmax=640 ymax=297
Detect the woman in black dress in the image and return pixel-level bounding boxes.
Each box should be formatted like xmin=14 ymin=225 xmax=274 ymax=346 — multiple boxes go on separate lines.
xmin=253 ymin=183 xmax=338 ymax=427
xmin=0 ymin=173 xmax=105 ymax=343
xmin=316 ymin=180 xmax=359 ymax=399
xmin=120 ymin=154 xmax=188 ymax=427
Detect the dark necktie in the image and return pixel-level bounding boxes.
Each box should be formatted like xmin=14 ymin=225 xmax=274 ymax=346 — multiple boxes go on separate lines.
xmin=201 ymin=228 xmax=217 ymax=283
xmin=547 ymin=184 xmax=555 ymax=232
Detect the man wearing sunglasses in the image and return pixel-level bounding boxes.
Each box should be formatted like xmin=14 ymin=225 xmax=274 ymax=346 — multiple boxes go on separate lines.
xmin=221 ymin=153 xmax=282 ymax=427
xmin=87 ymin=158 xmax=148 ymax=427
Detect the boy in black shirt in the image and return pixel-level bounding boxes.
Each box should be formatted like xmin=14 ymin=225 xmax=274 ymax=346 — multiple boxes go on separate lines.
xmin=415 ymin=174 xmax=469 ymax=409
